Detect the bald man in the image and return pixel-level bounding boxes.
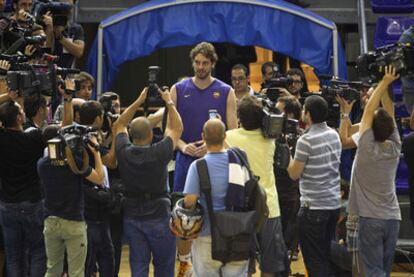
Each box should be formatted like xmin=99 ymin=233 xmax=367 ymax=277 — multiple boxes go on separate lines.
xmin=183 ymin=119 xmax=250 ymax=276
xmin=112 ymin=87 xmax=183 ymax=277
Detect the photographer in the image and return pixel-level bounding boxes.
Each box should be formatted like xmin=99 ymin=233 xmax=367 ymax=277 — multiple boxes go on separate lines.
xmin=54 ymin=71 xmax=94 ymax=121
xmin=287 ymin=95 xmax=342 ymax=277
xmin=0 ymin=89 xmax=47 ymax=276
xmin=260 ymin=61 xmax=278 ymax=91
xmin=286 ymin=68 xmax=307 ymax=100
xmin=50 ymin=0 xmax=84 ymax=68
xmin=38 ymin=122 xmax=105 ymax=277
xmin=274 ymin=96 xmax=302 ymax=262
xmin=113 ymin=87 xmax=183 ymax=277
xmin=226 ymin=96 xmax=288 ymax=277
xmin=346 ymin=66 xmax=401 ymax=277
xmin=77 ymin=99 xmax=117 ymax=277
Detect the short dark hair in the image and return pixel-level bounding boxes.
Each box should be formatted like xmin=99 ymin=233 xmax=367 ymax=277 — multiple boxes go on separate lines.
xmin=190 ymin=42 xmax=218 ymax=64
xmin=0 ymin=101 xmax=20 ymax=128
xmin=79 ymin=101 xmax=103 ymax=125
xmin=238 ymin=96 xmax=264 ymax=130
xmin=372 ymin=108 xmax=395 ymax=142
xmin=304 ymin=95 xmax=328 ymax=124
xmin=231 ymin=64 xmax=249 ymax=76
xmin=287 ymin=68 xmax=305 ymax=82
xmin=76 ymin=71 xmax=95 ymax=86
xmin=24 ymin=94 xmax=47 ymax=119
xmin=261 ymin=61 xmax=277 ymax=76
xmin=278 ymin=96 xmax=302 ymax=120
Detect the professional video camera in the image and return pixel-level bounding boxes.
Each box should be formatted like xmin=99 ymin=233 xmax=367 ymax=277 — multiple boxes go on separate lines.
xmin=4 ymin=53 xmax=80 ymax=97
xmin=99 ymin=92 xmax=120 ymax=133
xmin=264 ymin=75 xmax=294 ymax=102
xmin=261 ymin=95 xmax=300 ymax=142
xmin=32 ymin=0 xmax=73 ymax=27
xmin=356 ymin=43 xmax=414 ymax=83
xmin=318 ymin=78 xmax=364 ymax=127
xmin=47 ymin=124 xmax=99 ymax=174
xmin=145 ymin=65 xmax=164 ymax=108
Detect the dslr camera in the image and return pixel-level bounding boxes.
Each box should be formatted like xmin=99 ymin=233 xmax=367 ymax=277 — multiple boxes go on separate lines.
xmin=263 ymin=75 xmax=294 ymax=103
xmin=145 ymin=66 xmax=164 ymax=107
xmin=99 ymin=92 xmax=120 ymax=133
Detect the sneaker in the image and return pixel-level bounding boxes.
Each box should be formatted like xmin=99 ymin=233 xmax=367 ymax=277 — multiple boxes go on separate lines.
xmin=177 ymin=261 xmax=193 ymax=277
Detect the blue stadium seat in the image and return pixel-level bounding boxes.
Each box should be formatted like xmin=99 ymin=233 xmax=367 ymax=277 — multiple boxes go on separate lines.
xmin=396 ymin=155 xmax=409 ymax=194
xmin=372 ymin=0 xmax=414 ymax=13
xmin=374 ymin=16 xmax=414 ymax=48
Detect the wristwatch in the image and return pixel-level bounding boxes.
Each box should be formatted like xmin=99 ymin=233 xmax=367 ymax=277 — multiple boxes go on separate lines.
xmin=340 ymin=113 xmax=349 ymax=119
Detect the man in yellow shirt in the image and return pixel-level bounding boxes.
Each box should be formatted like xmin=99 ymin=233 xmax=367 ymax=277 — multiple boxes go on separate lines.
xmin=226 ymin=96 xmax=288 ymax=277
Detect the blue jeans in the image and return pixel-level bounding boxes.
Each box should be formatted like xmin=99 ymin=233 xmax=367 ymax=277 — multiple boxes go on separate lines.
xmin=123 ymin=216 xmax=176 ymax=277
xmin=0 ymin=201 xmax=46 ymax=277
xmin=359 ymin=217 xmax=400 ymax=277
xmin=298 ymin=207 xmax=339 ymax=277
xmin=85 ymin=221 xmax=115 ymax=277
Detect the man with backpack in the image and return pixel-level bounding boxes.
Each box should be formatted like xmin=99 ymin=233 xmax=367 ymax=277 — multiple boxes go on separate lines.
xmin=183 ymin=119 xmax=250 ymax=277
xmin=225 ymin=96 xmax=288 ymax=277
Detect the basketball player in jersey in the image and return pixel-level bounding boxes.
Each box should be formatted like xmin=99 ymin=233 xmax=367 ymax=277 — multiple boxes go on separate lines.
xmin=170 ymin=42 xmax=237 ymax=276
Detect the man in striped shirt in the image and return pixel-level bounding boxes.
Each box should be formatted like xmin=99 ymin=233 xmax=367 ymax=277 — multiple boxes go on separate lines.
xmin=287 ymin=95 xmax=342 ymax=277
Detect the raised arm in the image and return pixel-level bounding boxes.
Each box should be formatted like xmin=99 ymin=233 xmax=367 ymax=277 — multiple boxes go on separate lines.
xmin=359 ymin=66 xmax=399 ymax=135
xmin=113 ymin=88 xmax=148 ymax=135
xmin=336 ymin=96 xmax=357 ymax=149
xmin=160 ymin=88 xmax=183 ymax=149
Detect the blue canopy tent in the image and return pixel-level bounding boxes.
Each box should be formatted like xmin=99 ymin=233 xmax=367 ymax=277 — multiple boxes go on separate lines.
xmin=87 ymin=0 xmax=347 ymax=96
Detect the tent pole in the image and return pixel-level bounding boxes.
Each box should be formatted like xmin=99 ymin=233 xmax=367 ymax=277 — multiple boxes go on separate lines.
xmin=97 ymin=25 xmax=103 ymax=97
xmin=332 ymin=26 xmax=339 ymax=78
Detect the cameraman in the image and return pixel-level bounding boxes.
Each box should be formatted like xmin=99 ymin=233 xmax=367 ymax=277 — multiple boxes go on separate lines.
xmin=287 ymin=95 xmax=342 ymax=276
xmin=286 ymin=68 xmax=307 ymax=100
xmin=112 ymin=87 xmax=183 ymax=277
xmin=50 ymin=0 xmax=84 ymax=68
xmin=226 ymin=96 xmax=288 ymax=277
xmin=260 ymin=61 xmax=278 ymax=91
xmin=38 ymin=123 xmax=105 ymax=277
xmin=78 ymin=100 xmax=117 ymax=277
xmin=274 ymin=96 xmax=302 ymax=262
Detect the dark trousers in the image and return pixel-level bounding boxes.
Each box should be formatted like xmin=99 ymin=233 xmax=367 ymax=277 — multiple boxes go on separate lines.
xmin=298 ymin=207 xmax=339 ymax=277
xmin=279 ymin=197 xmax=300 ymax=252
xmin=110 ymin=212 xmax=123 ymax=277
xmin=0 ymin=201 xmax=46 ymax=277
xmin=85 ymin=221 xmax=115 ymax=277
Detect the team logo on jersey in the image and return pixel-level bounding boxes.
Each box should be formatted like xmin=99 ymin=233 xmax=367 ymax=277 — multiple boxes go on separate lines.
xmin=213 ymin=92 xmax=221 ymax=99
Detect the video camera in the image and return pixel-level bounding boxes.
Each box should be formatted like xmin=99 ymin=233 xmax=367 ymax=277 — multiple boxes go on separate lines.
xmin=32 ymin=0 xmax=73 ymax=27
xmin=263 ymin=75 xmax=294 ymax=102
xmin=99 ymin=92 xmax=120 ymax=133
xmin=4 ymin=54 xmax=80 ymax=97
xmin=317 ymin=78 xmax=365 ymax=127
xmin=47 ymin=124 xmax=98 ymax=174
xmin=356 ymin=43 xmax=414 ymax=84
xmin=260 ymin=94 xmax=300 ymax=142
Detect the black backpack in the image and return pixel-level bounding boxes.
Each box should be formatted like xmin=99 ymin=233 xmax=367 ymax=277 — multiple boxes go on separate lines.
xmin=196 ymin=147 xmax=269 ymax=264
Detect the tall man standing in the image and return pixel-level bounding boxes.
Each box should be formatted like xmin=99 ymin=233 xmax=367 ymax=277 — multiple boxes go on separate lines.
xmin=171 ymin=41 xmax=238 ymax=276
xmin=287 ymin=95 xmax=342 ymax=277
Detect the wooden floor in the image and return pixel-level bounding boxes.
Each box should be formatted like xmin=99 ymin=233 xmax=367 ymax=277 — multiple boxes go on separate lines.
xmin=117 ymin=246 xmax=414 ymax=276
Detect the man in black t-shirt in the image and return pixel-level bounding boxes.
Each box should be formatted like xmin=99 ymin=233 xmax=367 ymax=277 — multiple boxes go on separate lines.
xmin=0 ymin=92 xmax=47 ymax=276
xmin=113 ymin=87 xmax=183 ymax=277
xmin=38 ymin=124 xmax=105 ymax=277
xmin=78 ymin=100 xmax=117 ymax=277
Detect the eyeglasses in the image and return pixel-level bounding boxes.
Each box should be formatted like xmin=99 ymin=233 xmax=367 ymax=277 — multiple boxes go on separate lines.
xmin=231 ymin=77 xmax=247 ymax=82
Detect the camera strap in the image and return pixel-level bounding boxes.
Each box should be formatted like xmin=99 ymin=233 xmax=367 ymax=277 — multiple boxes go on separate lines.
xmin=65 ymin=146 xmax=89 ymax=175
